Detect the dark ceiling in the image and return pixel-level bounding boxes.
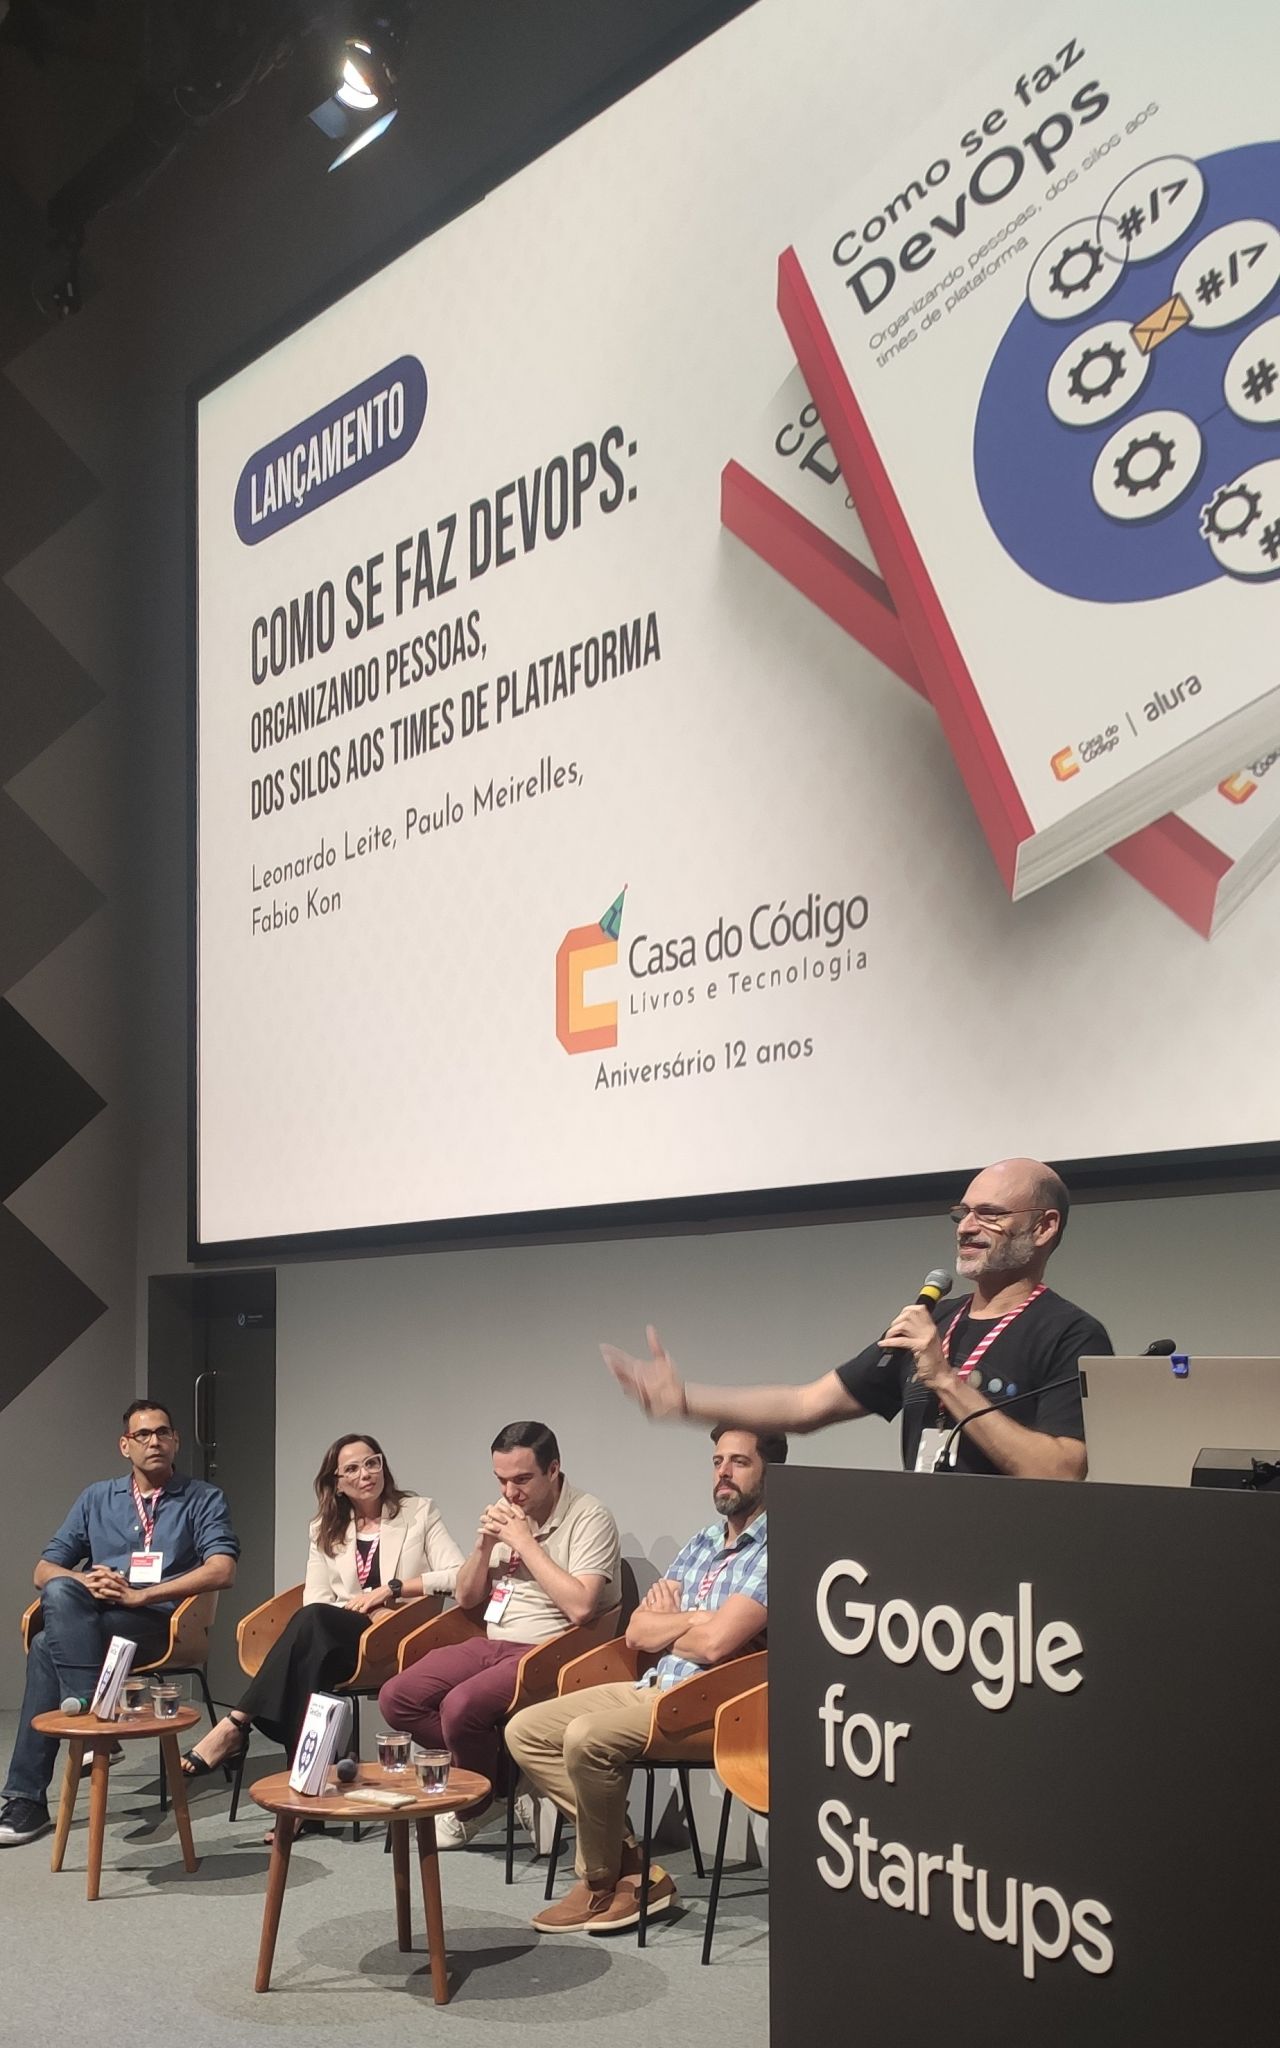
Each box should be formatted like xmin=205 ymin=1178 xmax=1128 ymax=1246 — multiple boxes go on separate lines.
xmin=0 ymin=0 xmax=755 ymax=367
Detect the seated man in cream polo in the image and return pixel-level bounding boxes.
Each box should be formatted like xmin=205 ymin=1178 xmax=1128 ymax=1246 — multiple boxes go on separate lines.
xmin=378 ymin=1420 xmax=620 ymax=1847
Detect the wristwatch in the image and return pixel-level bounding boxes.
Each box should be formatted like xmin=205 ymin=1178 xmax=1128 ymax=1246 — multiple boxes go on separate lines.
xmin=387 ymin=1577 xmax=403 ymax=1606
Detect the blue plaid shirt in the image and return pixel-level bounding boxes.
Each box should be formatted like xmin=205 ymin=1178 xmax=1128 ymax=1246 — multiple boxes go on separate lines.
xmin=645 ymin=1510 xmax=769 ymax=1688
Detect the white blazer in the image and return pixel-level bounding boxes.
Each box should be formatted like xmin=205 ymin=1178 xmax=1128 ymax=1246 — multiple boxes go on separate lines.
xmin=303 ymin=1493 xmax=465 ymax=1605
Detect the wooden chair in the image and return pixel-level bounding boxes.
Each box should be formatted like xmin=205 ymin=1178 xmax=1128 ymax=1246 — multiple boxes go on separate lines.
xmin=702 ymin=1680 xmax=768 ymax=1963
xmin=22 ymin=1591 xmax=221 ymax=1812
xmin=396 ymin=1601 xmax=624 ymax=1880
xmin=543 ymin=1638 xmax=768 ymax=1945
xmin=227 ymin=1585 xmax=444 ymax=1825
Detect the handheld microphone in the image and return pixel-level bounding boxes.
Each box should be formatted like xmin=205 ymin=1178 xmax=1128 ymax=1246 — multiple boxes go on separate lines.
xmin=875 ymin=1270 xmax=953 ymax=1368
xmin=1143 ymin=1339 xmax=1178 ymax=1356
xmin=335 ymin=1753 xmax=359 ymax=1784
xmin=932 ymin=1371 xmax=1081 ymax=1471
xmin=59 ymin=1695 xmax=91 ymax=1715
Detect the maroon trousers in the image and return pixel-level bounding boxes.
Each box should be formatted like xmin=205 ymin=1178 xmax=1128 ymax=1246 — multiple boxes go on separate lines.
xmin=378 ymin=1635 xmax=526 ymax=1808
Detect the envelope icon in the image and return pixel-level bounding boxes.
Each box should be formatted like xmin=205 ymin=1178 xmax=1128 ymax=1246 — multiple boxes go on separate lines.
xmin=1131 ymin=293 xmax=1192 ymax=354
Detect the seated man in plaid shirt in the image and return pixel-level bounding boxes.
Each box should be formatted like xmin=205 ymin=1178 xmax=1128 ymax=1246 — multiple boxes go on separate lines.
xmin=506 ymin=1423 xmax=784 ymax=1934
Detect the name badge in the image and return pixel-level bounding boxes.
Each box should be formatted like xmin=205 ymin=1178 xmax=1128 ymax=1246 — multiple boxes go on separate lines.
xmin=914 ymin=1429 xmax=952 ymax=1475
xmin=484 ymin=1579 xmax=514 ymax=1623
xmin=129 ymin=1550 xmax=164 ymax=1585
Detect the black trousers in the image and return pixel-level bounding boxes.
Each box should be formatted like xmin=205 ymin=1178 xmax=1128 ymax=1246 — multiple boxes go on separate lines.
xmin=238 ymin=1604 xmax=369 ymax=1752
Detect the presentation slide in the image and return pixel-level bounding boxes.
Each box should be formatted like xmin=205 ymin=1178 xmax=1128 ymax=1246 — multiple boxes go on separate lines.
xmin=194 ymin=0 xmax=1280 ymax=1250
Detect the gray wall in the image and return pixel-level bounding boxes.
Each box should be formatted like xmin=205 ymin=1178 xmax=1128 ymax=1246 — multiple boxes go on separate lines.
xmin=273 ymin=1189 xmax=1280 ymax=1588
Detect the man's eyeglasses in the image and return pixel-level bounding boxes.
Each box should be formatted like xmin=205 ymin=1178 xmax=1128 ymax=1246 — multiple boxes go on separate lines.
xmin=338 ymin=1455 xmax=384 ymax=1481
xmin=948 ymin=1205 xmax=1049 ymax=1231
xmin=126 ymin=1427 xmax=175 ymax=1444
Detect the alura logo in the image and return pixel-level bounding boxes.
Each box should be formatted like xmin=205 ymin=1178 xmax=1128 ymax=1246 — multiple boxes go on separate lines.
xmin=233 ymin=355 xmax=427 ymax=545
xmin=556 ymin=888 xmax=626 ymax=1055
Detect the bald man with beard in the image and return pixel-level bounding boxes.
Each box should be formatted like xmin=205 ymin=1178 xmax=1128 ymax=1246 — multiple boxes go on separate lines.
xmin=603 ymin=1159 xmax=1111 ymax=1480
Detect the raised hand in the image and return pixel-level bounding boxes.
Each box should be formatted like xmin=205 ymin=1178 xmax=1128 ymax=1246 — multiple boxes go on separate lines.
xmin=600 ymin=1325 xmax=687 ymax=1419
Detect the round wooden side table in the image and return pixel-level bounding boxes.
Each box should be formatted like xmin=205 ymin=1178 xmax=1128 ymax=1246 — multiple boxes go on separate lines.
xmin=32 ymin=1702 xmax=202 ymax=1899
xmin=251 ymin=1763 xmax=491 ymax=2004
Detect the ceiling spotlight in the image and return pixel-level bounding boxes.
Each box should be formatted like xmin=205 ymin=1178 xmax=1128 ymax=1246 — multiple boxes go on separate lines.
xmin=309 ymin=11 xmax=405 ymax=169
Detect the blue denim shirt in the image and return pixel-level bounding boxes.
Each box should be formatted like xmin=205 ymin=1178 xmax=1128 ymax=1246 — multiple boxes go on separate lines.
xmin=42 ymin=1472 xmax=240 ymax=1612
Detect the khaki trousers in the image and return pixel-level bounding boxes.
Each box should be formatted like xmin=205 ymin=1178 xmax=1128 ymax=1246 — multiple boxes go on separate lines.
xmin=506 ymin=1681 xmax=657 ymax=1887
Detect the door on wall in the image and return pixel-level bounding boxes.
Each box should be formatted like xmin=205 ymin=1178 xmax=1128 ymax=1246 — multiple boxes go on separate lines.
xmin=146 ymin=1269 xmax=276 ymax=1703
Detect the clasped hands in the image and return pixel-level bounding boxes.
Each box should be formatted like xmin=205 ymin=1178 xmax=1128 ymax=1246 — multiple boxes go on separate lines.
xmin=477 ymin=1498 xmax=534 ymax=1557
xmin=342 ymin=1586 xmax=394 ymax=1614
xmin=81 ymin=1565 xmax=149 ymax=1607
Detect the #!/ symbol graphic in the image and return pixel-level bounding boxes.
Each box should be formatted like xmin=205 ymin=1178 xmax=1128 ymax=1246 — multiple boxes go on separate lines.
xmin=1242 ymin=358 xmax=1278 ymax=404
xmin=1116 ymin=206 xmax=1145 ymax=244
xmin=1196 ymin=267 xmax=1224 ymax=305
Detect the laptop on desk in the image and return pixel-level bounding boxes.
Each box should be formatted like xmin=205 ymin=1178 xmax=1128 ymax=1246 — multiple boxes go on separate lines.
xmin=1080 ymin=1356 xmax=1280 ymax=1487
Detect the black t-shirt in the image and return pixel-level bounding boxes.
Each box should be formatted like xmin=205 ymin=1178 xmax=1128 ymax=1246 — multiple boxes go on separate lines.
xmin=836 ymin=1287 xmax=1112 ymax=1476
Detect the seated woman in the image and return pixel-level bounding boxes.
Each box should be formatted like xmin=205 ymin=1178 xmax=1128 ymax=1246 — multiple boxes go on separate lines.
xmin=183 ymin=1432 xmax=463 ymax=1778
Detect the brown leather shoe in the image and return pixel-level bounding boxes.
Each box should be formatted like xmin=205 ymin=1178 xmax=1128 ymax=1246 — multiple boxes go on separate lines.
xmin=586 ymin=1870 xmax=678 ymax=1933
xmin=532 ymin=1879 xmax=618 ymax=1932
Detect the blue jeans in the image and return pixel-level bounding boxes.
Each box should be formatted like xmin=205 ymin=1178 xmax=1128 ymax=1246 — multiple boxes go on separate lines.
xmin=3 ymin=1577 xmax=169 ymax=1805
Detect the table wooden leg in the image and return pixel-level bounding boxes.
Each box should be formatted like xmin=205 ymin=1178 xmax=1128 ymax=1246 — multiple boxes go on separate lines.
xmin=160 ymin=1732 xmax=199 ymax=1873
xmin=391 ymin=1820 xmax=412 ymax=1952
xmin=50 ymin=1739 xmax=83 ymax=1873
xmin=415 ymin=1817 xmax=450 ymax=2006
xmin=255 ymin=1815 xmax=297 ymax=1993
xmin=85 ymin=1744 xmax=111 ymax=1902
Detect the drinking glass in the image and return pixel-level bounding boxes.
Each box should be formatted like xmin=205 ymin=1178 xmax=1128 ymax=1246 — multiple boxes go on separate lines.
xmin=150 ymin=1681 xmax=182 ymax=1719
xmin=119 ymin=1677 xmax=149 ymax=1719
xmin=376 ymin=1730 xmax=411 ymax=1771
xmin=414 ymin=1749 xmax=451 ymax=1795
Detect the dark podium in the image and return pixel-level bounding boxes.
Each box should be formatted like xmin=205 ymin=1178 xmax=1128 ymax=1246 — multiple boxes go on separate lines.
xmin=768 ymin=1465 xmax=1280 ymax=2048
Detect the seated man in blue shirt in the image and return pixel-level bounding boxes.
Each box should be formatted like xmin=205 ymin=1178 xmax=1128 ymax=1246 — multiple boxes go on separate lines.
xmin=0 ymin=1399 xmax=239 ymax=1848
xmin=506 ymin=1424 xmax=782 ymax=1934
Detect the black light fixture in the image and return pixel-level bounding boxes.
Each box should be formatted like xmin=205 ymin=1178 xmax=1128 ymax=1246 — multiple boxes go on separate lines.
xmin=310 ymin=7 xmax=405 ymax=169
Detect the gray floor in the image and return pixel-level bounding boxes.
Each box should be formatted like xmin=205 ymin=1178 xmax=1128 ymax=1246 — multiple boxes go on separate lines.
xmin=0 ymin=1712 xmax=768 ymax=2047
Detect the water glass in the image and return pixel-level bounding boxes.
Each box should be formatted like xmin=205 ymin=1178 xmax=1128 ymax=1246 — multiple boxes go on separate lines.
xmin=150 ymin=1682 xmax=182 ymax=1719
xmin=119 ymin=1677 xmax=149 ymax=1719
xmin=413 ymin=1749 xmax=451 ymax=1795
xmin=377 ymin=1730 xmax=411 ymax=1772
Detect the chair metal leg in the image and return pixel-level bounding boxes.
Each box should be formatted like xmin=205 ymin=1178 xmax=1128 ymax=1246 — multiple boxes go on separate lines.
xmin=678 ymin=1764 xmax=705 ymax=1878
xmin=544 ymin=1811 xmax=565 ymax=1899
xmin=504 ymin=1772 xmax=516 ymax=1884
xmin=638 ymin=1769 xmax=656 ymax=1949
xmin=158 ymin=1740 xmax=168 ymax=1813
xmin=701 ymin=1788 xmax=734 ymax=1965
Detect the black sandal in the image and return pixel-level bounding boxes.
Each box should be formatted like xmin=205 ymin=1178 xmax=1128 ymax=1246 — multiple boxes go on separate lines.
xmin=181 ymin=1713 xmax=251 ymax=1778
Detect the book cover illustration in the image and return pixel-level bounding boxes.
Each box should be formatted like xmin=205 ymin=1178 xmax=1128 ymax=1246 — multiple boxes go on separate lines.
xmin=723 ymin=364 xmax=1280 ymax=938
xmin=779 ymin=5 xmax=1280 ymax=897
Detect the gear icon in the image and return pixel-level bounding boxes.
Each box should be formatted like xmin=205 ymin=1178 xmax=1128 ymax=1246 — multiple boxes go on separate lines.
xmin=1200 ymin=482 xmax=1263 ymax=542
xmin=1048 ymin=240 xmax=1104 ymax=300
xmin=1114 ymin=431 xmax=1175 ymax=496
xmin=1066 ymin=340 xmax=1126 ymax=404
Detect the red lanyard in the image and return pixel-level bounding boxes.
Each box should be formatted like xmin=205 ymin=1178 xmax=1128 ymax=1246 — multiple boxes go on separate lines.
xmin=942 ymin=1284 xmax=1046 ymax=1378
xmin=355 ymin=1534 xmax=381 ymax=1587
xmin=132 ymin=1479 xmax=162 ymax=1547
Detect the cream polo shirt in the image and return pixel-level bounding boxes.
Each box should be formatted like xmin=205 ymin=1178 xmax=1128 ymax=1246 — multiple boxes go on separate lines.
xmin=484 ymin=1478 xmax=621 ymax=1644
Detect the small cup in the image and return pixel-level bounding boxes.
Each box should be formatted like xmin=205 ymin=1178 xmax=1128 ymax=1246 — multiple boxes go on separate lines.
xmin=414 ymin=1750 xmax=451 ymax=1796
xmin=149 ymin=1682 xmax=182 ymax=1719
xmin=377 ymin=1730 xmax=411 ymax=1772
xmin=119 ymin=1677 xmax=149 ymax=1720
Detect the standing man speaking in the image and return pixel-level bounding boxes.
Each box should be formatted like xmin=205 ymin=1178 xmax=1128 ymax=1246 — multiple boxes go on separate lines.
xmin=604 ymin=1159 xmax=1111 ymax=1479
